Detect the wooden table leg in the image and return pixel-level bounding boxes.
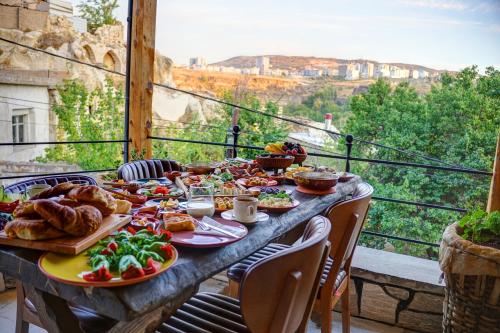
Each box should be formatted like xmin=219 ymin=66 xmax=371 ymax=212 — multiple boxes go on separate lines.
xmin=23 ymin=284 xmax=84 ymax=333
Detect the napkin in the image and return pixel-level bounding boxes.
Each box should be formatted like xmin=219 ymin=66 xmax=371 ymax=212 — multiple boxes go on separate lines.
xmin=200 ymin=216 xmax=247 ymax=237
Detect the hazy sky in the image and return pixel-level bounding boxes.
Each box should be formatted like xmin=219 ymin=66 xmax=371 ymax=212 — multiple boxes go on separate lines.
xmin=73 ymin=0 xmax=500 ymax=71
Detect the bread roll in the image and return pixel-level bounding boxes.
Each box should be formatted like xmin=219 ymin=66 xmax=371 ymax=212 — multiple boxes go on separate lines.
xmin=30 ymin=182 xmax=77 ymax=200
xmin=4 ymin=219 xmax=66 ymax=240
xmin=66 ymin=186 xmax=117 ymax=216
xmin=13 ymin=201 xmax=37 ymax=218
xmin=33 ymin=200 xmax=102 ymax=236
xmin=114 ymin=199 xmax=132 ymax=214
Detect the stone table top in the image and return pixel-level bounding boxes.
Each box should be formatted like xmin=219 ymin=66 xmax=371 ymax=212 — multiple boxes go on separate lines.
xmin=0 ymin=177 xmax=360 ymax=321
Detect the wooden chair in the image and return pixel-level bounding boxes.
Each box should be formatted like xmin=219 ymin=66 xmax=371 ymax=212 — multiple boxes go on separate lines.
xmin=226 ymin=183 xmax=373 ymax=333
xmin=117 ymin=159 xmax=181 ymax=181
xmin=158 ymin=215 xmax=332 ymax=333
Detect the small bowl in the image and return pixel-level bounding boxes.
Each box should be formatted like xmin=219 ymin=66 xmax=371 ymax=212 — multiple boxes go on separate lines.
xmin=165 ymin=171 xmax=182 ymax=181
xmin=130 ymin=215 xmax=158 ymax=231
xmin=293 ymin=172 xmax=339 ymax=190
xmin=256 ymin=154 xmax=294 ymax=170
xmin=123 ymin=183 xmax=141 ymax=194
xmin=185 ymin=163 xmax=218 ymax=175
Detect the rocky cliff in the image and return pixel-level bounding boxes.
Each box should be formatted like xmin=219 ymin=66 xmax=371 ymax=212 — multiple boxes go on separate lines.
xmin=0 ymin=14 xmax=215 ymax=125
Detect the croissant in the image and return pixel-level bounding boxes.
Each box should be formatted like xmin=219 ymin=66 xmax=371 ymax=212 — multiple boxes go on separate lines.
xmin=33 ymin=200 xmax=102 ymax=236
xmin=30 ymin=182 xmax=78 ymax=200
xmin=4 ymin=218 xmax=67 ymax=240
xmin=66 ymin=186 xmax=117 ymax=216
xmin=13 ymin=198 xmax=81 ymax=218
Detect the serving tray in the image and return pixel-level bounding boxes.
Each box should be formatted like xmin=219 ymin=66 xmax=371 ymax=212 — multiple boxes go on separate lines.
xmin=0 ymin=214 xmax=132 ymax=255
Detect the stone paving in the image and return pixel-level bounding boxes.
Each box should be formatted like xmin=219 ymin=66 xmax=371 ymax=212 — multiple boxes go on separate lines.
xmin=0 ymin=274 xmax=418 ymax=333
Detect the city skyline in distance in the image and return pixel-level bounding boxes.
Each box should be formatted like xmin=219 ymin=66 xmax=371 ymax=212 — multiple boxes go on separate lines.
xmin=72 ymin=0 xmax=500 ymax=72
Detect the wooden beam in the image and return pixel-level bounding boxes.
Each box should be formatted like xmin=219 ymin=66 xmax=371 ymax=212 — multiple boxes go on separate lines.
xmin=128 ymin=0 xmax=157 ymax=159
xmin=487 ymin=130 xmax=500 ymax=212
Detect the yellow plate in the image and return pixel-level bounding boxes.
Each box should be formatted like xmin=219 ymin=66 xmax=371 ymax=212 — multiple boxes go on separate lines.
xmin=39 ymin=246 xmax=177 ymax=287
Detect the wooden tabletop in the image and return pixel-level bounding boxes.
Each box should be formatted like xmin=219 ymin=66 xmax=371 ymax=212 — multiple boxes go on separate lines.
xmin=0 ymin=177 xmax=360 ymax=326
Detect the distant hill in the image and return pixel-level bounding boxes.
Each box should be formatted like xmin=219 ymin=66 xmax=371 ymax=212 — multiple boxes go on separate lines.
xmin=211 ymin=55 xmax=444 ymax=73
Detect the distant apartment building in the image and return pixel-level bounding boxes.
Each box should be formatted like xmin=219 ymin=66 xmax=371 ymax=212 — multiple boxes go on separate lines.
xmin=241 ymin=67 xmax=260 ymax=75
xmin=388 ymin=66 xmax=410 ymax=79
xmin=419 ymin=69 xmax=429 ymax=78
xmin=337 ymin=64 xmax=348 ymax=77
xmin=374 ymin=64 xmax=391 ymax=78
xmin=360 ymin=62 xmax=374 ymax=79
xmin=256 ymin=56 xmax=270 ymax=75
xmin=345 ymin=63 xmax=361 ymax=80
xmin=302 ymin=67 xmax=324 ymax=77
xmin=189 ymin=57 xmax=207 ymax=69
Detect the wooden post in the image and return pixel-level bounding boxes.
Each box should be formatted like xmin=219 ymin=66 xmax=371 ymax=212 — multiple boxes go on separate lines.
xmin=487 ymin=130 xmax=500 ymax=212
xmin=128 ymin=0 xmax=157 ymax=160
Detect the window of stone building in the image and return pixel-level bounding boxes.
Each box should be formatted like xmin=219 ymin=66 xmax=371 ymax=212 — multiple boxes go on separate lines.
xmin=11 ymin=108 xmax=31 ymax=144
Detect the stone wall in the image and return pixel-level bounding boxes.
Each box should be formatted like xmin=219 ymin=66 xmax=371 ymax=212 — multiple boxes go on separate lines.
xmin=0 ymin=160 xmax=79 ymax=186
xmin=0 ymin=3 xmax=48 ymax=32
xmin=335 ymin=246 xmax=444 ymax=332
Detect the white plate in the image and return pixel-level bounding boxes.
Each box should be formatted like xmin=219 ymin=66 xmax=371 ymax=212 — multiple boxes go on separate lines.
xmin=220 ymin=210 xmax=269 ymax=224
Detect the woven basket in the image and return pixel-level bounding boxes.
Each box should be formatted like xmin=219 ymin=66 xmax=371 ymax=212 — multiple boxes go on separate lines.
xmin=439 ymin=223 xmax=500 ymax=333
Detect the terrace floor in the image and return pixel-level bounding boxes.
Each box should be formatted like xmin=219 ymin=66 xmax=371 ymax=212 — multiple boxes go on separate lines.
xmin=0 ymin=274 xmax=418 ymax=333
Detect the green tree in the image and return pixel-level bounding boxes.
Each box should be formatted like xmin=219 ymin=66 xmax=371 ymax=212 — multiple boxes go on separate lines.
xmin=344 ymin=67 xmax=500 ymax=258
xmin=284 ymin=86 xmax=350 ymax=127
xmin=39 ymin=78 xmax=124 ymax=170
xmin=78 ymin=0 xmax=119 ymax=33
xmin=152 ymin=89 xmax=290 ymax=163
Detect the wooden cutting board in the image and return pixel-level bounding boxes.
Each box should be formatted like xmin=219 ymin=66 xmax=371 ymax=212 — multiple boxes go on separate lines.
xmin=0 ymin=214 xmax=132 ymax=255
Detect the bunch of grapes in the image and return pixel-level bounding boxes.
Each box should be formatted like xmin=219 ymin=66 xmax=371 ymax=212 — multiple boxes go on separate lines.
xmin=283 ymin=142 xmax=306 ymax=155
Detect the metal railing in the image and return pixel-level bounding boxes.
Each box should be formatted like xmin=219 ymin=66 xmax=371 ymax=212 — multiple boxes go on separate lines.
xmin=148 ymin=129 xmax=488 ymax=248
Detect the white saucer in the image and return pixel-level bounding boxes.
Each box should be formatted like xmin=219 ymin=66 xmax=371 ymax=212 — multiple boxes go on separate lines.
xmin=221 ymin=210 xmax=269 ymax=224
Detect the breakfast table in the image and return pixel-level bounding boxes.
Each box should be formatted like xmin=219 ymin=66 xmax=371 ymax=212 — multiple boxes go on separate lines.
xmin=0 ymin=176 xmax=360 ymax=333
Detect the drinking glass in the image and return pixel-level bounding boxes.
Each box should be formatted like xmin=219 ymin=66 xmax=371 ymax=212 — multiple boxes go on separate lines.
xmin=187 ymin=184 xmax=215 ymax=217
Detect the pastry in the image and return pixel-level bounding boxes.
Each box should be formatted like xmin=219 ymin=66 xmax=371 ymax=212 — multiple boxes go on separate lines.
xmin=114 ymin=199 xmax=132 ymax=214
xmin=33 ymin=200 xmax=102 ymax=236
xmin=66 ymin=185 xmax=117 ymax=216
xmin=30 ymin=182 xmax=77 ymax=200
xmin=12 ymin=201 xmax=37 ymax=218
xmin=163 ymin=220 xmax=195 ymax=232
xmin=4 ymin=219 xmax=66 ymax=240
xmin=163 ymin=213 xmax=195 ymax=232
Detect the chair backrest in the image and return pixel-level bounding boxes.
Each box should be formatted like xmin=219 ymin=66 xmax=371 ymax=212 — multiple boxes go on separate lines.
xmin=323 ymin=182 xmax=373 ymax=288
xmin=4 ymin=175 xmax=97 ymax=195
xmin=239 ymin=216 xmax=331 ymax=333
xmin=117 ymin=159 xmax=181 ymax=181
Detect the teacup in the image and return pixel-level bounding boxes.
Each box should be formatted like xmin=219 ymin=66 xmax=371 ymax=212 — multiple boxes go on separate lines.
xmin=233 ymin=196 xmax=258 ymax=223
xmin=27 ymin=184 xmax=51 ymax=198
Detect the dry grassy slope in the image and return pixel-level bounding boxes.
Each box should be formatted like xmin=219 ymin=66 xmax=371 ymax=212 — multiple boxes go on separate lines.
xmin=171 ymin=68 xmax=433 ymax=106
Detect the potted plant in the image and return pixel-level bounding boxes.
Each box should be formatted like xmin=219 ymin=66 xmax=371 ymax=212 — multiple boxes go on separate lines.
xmin=439 ymin=209 xmax=500 ymax=332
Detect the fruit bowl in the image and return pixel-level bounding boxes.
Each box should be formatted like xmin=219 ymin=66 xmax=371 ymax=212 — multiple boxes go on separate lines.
xmin=256 ymin=154 xmax=294 ymax=170
xmin=293 ymin=153 xmax=307 ymax=165
xmin=185 ymin=163 xmax=218 ymax=175
xmin=293 ymin=172 xmax=339 ymax=190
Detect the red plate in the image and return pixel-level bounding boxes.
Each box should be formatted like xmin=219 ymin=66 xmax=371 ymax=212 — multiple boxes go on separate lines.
xmin=258 ymin=199 xmax=300 ymax=213
xmin=169 ymin=218 xmax=247 ymax=248
xmin=236 ymin=178 xmax=278 ymax=188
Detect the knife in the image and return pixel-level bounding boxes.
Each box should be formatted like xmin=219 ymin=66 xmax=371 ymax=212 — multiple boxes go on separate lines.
xmin=201 ymin=216 xmax=240 ymax=238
